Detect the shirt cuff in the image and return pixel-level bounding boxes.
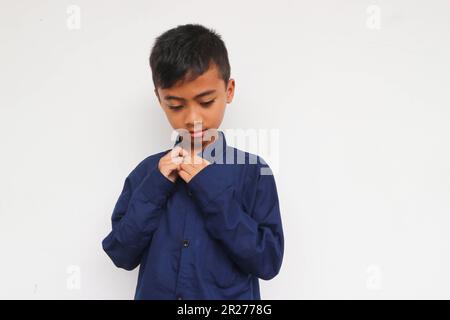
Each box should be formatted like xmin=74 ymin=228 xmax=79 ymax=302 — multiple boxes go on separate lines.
xmin=135 ymin=166 xmax=177 ymax=206
xmin=187 ymin=163 xmax=232 ymax=209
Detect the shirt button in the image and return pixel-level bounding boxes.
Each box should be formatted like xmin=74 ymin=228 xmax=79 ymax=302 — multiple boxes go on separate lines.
xmin=183 ymin=239 xmax=189 ymax=248
xmin=187 ymin=189 xmax=192 ymax=197
xmin=177 ymin=296 xmax=183 ymax=300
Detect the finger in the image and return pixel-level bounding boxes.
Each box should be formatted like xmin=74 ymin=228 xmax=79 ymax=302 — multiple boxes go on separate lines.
xmin=169 ymin=156 xmax=184 ymax=165
xmin=161 ymin=156 xmax=182 ymax=168
xmin=178 ymin=169 xmax=190 ymax=181
xmin=180 ymin=162 xmax=196 ymax=175
xmin=191 ymin=154 xmax=209 ymax=165
xmin=169 ymin=146 xmax=185 ymax=159
xmin=173 ymin=145 xmax=190 ymax=158
xmin=179 ymin=148 xmax=189 ymax=158
xmin=181 ymin=154 xmax=192 ymax=164
xmin=164 ymin=159 xmax=182 ymax=172
xmin=172 ymin=146 xmax=189 ymax=157
xmin=167 ymin=149 xmax=184 ymax=163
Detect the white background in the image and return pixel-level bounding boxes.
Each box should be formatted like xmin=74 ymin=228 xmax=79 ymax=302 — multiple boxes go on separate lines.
xmin=1 ymin=0 xmax=449 ymax=299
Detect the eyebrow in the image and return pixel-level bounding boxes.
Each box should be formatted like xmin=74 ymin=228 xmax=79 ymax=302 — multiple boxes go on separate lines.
xmin=164 ymin=89 xmax=216 ymax=101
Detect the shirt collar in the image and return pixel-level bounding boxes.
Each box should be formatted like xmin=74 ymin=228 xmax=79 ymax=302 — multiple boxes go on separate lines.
xmin=173 ymin=129 xmax=227 ymax=164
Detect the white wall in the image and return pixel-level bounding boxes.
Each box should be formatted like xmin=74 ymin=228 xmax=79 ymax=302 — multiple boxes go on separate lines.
xmin=1 ymin=0 xmax=449 ymax=299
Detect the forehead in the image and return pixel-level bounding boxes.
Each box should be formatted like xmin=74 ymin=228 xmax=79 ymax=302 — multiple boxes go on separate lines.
xmin=159 ymin=64 xmax=224 ymax=100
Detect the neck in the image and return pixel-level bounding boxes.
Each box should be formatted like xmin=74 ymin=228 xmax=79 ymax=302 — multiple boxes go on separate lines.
xmin=190 ymin=140 xmax=212 ymax=156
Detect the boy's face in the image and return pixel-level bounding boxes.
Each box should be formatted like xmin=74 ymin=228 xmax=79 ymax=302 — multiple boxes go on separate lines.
xmin=155 ymin=63 xmax=235 ymax=152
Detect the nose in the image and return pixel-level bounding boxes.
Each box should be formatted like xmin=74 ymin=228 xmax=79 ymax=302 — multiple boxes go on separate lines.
xmin=184 ymin=107 xmax=204 ymax=130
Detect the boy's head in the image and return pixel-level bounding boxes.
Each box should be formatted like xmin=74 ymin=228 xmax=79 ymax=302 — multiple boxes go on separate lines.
xmin=149 ymin=24 xmax=235 ymax=146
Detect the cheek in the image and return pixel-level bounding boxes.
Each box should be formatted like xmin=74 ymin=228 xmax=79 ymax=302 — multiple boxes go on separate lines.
xmin=211 ymin=104 xmax=226 ymax=120
xmin=164 ymin=110 xmax=183 ymax=127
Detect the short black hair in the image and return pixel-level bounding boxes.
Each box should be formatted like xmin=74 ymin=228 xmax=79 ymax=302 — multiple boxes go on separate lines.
xmin=149 ymin=23 xmax=231 ymax=90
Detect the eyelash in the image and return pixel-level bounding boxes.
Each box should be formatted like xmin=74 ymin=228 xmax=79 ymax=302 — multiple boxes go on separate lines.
xmin=169 ymin=100 xmax=215 ymax=111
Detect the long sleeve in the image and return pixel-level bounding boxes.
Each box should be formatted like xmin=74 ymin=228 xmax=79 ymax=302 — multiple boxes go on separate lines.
xmin=187 ymin=163 xmax=284 ymax=280
xmin=102 ymin=165 xmax=176 ymax=271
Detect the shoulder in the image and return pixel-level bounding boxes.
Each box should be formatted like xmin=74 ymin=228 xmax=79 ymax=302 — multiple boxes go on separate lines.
xmin=230 ymin=146 xmax=274 ymax=181
xmin=226 ymin=147 xmax=278 ymax=214
xmin=226 ymin=146 xmax=276 ymax=196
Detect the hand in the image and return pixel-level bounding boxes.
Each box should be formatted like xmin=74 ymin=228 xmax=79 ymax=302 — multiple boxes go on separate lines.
xmin=158 ymin=146 xmax=188 ymax=183
xmin=177 ymin=153 xmax=211 ymax=183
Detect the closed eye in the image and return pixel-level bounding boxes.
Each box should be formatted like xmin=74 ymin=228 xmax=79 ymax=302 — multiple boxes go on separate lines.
xmin=168 ymin=99 xmax=215 ymax=111
xmin=200 ymin=99 xmax=215 ymax=107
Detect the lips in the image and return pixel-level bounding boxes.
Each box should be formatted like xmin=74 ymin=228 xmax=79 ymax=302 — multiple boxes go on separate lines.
xmin=189 ymin=129 xmax=207 ymax=138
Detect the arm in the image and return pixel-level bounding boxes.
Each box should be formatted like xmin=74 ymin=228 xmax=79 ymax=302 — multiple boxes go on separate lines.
xmin=102 ymin=165 xmax=176 ymax=270
xmin=187 ymin=163 xmax=284 ymax=280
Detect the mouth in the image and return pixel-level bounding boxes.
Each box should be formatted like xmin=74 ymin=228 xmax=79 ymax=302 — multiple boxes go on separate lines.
xmin=189 ymin=129 xmax=207 ymax=138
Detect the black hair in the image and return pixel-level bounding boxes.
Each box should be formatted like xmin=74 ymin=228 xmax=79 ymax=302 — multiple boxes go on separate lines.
xmin=149 ymin=23 xmax=230 ymax=90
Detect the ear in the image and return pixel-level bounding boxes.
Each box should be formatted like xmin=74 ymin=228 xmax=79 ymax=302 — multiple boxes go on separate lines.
xmin=226 ymin=79 xmax=235 ymax=103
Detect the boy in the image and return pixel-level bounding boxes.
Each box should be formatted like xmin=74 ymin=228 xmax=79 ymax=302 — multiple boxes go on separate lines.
xmin=102 ymin=24 xmax=284 ymax=300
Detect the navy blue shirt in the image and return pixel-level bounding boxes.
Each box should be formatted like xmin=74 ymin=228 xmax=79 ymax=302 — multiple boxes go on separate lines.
xmin=102 ymin=130 xmax=284 ymax=299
